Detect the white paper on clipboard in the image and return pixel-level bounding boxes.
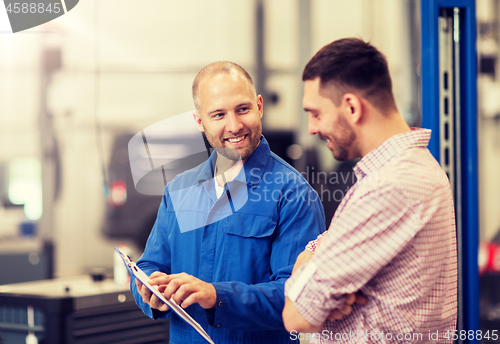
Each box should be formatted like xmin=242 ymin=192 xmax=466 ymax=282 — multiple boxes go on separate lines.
xmin=114 ymin=247 xmax=215 ymax=344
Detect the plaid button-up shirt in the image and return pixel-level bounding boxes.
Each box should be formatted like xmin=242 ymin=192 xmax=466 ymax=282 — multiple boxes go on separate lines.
xmin=285 ymin=128 xmax=457 ymax=343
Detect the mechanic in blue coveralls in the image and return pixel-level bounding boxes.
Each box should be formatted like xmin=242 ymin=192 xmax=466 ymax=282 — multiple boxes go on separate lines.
xmin=130 ymin=61 xmax=326 ymax=344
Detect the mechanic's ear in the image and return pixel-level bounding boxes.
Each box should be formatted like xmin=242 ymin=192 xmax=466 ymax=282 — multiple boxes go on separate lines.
xmin=193 ymin=111 xmax=204 ymax=132
xmin=256 ymin=95 xmax=263 ymax=119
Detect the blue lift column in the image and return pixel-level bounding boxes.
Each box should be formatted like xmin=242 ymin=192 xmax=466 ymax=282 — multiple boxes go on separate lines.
xmin=421 ymin=0 xmax=479 ymax=342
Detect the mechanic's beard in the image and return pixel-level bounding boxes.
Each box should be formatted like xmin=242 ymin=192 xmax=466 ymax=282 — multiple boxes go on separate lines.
xmin=215 ymin=147 xmax=242 ymax=162
xmin=211 ymin=126 xmax=262 ymax=162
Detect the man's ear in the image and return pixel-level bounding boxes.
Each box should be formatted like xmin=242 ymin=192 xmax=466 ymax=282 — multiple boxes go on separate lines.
xmin=341 ymin=93 xmax=362 ymax=124
xmin=193 ymin=111 xmax=205 ymax=132
xmin=256 ymin=95 xmax=263 ymax=119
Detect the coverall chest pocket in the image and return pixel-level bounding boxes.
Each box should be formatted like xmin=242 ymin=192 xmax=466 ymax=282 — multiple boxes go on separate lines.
xmin=220 ymin=213 xmax=277 ymax=283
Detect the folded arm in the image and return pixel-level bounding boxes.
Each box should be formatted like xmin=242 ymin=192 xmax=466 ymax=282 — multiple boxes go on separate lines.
xmin=284 ymin=186 xmax=420 ymax=330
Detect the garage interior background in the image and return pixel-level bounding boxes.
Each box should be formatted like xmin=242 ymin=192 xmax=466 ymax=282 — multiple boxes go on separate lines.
xmin=0 ymin=0 xmax=499 ymax=328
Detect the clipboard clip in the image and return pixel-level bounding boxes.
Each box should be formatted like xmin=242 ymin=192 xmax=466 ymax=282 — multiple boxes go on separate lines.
xmin=114 ymin=247 xmax=134 ymax=275
xmin=115 ymin=247 xmax=132 ymax=264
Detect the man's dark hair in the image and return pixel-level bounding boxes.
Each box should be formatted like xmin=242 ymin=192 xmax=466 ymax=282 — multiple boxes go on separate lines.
xmin=303 ymin=38 xmax=397 ymax=113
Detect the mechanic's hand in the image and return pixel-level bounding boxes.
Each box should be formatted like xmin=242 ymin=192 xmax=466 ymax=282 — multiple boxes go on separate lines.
xmin=327 ymin=292 xmax=368 ymax=321
xmin=135 ymin=271 xmax=170 ymax=312
xmin=150 ymin=272 xmax=217 ymax=310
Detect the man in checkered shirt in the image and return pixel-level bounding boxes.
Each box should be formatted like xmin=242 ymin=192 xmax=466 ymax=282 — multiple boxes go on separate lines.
xmin=282 ymin=38 xmax=457 ymax=343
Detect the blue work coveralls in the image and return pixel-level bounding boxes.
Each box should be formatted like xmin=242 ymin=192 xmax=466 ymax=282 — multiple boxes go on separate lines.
xmin=131 ymin=136 xmax=326 ymax=344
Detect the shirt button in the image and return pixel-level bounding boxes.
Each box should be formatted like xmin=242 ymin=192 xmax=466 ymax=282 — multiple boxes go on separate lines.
xmin=216 ymin=324 xmax=221 ymax=328
xmin=218 ymin=301 xmax=223 ymax=307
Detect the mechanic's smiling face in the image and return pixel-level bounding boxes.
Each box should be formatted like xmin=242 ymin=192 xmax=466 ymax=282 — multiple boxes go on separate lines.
xmin=195 ymin=72 xmax=263 ymax=163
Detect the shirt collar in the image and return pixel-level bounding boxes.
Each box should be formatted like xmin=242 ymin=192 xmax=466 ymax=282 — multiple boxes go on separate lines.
xmin=196 ymin=135 xmax=271 ymax=186
xmin=353 ymin=128 xmax=432 ymax=180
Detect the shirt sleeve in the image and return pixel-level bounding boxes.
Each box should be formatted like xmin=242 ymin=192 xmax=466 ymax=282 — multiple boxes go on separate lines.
xmin=305 ymin=231 xmax=328 ymax=252
xmin=208 ymin=187 xmax=326 ymax=331
xmin=130 ymin=188 xmax=172 ymax=320
xmin=285 ymin=184 xmax=423 ymax=326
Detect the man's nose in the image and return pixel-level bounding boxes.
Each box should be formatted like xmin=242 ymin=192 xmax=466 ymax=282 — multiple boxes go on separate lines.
xmin=308 ymin=116 xmax=318 ymax=135
xmin=226 ymin=113 xmax=244 ymax=133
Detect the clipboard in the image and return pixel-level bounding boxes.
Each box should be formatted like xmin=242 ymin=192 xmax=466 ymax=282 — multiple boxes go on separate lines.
xmin=115 ymin=247 xmax=215 ymax=344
